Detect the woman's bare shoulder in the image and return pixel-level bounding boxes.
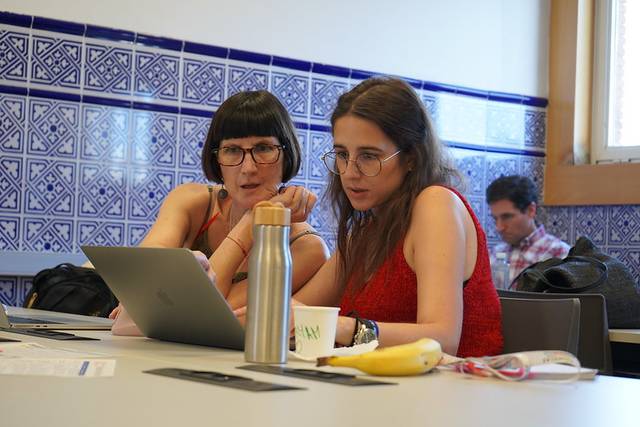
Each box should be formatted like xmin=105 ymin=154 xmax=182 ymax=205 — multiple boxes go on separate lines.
xmin=172 ymin=182 xmax=219 ymax=196
xmin=290 ymin=222 xmax=323 ymax=241
xmin=291 ymin=222 xmax=328 ymax=249
xmin=290 ymin=223 xmax=330 ymax=268
xmin=408 ymin=186 xmax=471 ymax=238
xmin=291 ymin=221 xmax=314 ymax=233
xmin=413 ymin=185 xmax=462 ymax=212
xmin=165 ymin=182 xmax=217 ymax=210
xmin=167 ymin=183 xmax=219 ymax=204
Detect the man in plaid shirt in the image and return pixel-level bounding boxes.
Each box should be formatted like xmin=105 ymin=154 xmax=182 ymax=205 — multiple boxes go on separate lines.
xmin=486 ymin=175 xmax=570 ymax=287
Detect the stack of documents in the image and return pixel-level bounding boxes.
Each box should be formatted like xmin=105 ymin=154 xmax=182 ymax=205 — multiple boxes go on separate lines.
xmin=0 ymin=342 xmax=115 ymax=377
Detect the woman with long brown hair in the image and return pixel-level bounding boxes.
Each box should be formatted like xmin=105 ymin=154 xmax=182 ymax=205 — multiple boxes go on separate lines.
xmin=293 ymin=77 xmax=503 ymax=357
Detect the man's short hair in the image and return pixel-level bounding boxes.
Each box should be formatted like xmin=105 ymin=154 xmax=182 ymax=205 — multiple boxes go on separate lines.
xmin=486 ymin=175 xmax=538 ymax=212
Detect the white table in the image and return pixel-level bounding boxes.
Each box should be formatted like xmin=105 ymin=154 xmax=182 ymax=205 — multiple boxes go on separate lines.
xmin=0 ymin=329 xmax=639 ymax=427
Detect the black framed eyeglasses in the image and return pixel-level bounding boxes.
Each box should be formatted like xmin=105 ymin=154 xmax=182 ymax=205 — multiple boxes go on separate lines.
xmin=321 ymin=149 xmax=402 ymax=177
xmin=213 ymin=144 xmax=285 ymax=166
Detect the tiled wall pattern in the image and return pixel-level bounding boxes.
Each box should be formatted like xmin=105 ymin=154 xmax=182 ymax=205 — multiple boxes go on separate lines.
xmin=1 ymin=12 xmax=638 ymax=306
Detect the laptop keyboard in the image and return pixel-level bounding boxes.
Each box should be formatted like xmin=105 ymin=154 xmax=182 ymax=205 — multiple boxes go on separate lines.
xmin=8 ymin=316 xmax=61 ymax=324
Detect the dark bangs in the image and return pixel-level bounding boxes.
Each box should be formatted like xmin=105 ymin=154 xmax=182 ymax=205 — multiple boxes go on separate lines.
xmin=217 ymin=97 xmax=286 ymax=141
xmin=202 ymin=90 xmax=301 ymax=183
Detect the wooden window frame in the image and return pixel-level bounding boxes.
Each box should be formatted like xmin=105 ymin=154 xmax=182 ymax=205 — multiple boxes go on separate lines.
xmin=545 ymin=0 xmax=640 ymax=205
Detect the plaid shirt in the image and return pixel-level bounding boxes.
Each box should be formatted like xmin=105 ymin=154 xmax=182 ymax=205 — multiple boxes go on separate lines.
xmin=491 ymin=224 xmax=571 ymax=286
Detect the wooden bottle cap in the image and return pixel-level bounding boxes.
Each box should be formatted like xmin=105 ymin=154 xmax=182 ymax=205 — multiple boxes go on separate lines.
xmin=253 ymin=201 xmax=291 ymax=226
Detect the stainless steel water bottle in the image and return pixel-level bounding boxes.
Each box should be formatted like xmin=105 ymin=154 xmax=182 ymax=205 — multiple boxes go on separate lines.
xmin=244 ymin=201 xmax=292 ymax=364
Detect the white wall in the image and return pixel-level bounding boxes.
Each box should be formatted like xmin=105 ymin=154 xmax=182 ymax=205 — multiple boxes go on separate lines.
xmin=1 ymin=0 xmax=549 ymax=96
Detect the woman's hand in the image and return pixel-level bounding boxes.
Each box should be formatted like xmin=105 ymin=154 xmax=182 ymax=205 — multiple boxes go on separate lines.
xmin=108 ymin=303 xmax=123 ymax=320
xmin=232 ymin=306 xmax=247 ymax=327
xmin=270 ymin=186 xmax=317 ymax=223
xmin=191 ymin=250 xmax=216 ymax=285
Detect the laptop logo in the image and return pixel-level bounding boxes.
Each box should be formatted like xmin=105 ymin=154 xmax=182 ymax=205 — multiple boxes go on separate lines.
xmin=156 ymin=289 xmax=174 ymax=306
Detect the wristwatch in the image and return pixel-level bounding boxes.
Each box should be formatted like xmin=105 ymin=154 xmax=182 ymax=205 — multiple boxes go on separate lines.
xmin=352 ymin=316 xmax=379 ymax=346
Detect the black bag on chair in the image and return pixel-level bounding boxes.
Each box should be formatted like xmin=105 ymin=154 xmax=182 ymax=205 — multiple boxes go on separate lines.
xmin=24 ymin=263 xmax=118 ymax=318
xmin=515 ymin=236 xmax=640 ymax=328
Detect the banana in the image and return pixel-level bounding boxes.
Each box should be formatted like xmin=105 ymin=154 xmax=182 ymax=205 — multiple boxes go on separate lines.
xmin=317 ymin=338 xmax=442 ymax=376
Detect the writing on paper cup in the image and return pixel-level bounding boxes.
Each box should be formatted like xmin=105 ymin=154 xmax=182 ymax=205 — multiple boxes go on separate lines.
xmin=293 ymin=306 xmax=339 ymax=358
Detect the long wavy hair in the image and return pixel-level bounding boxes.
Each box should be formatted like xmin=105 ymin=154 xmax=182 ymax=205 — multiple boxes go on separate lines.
xmin=328 ymin=77 xmax=460 ymax=293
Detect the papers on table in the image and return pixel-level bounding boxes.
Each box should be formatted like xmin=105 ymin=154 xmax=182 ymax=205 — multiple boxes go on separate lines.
xmin=0 ymin=342 xmax=116 ymax=377
xmin=528 ymin=363 xmax=598 ymax=381
xmin=439 ymin=350 xmax=597 ymax=382
xmin=289 ymin=340 xmax=379 ymax=362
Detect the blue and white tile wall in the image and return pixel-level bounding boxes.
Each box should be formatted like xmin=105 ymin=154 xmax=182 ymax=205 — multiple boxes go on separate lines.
xmin=1 ymin=12 xmax=638 ymax=305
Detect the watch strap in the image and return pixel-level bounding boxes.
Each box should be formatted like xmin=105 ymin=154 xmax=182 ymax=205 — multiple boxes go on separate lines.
xmin=347 ymin=311 xmax=379 ymax=346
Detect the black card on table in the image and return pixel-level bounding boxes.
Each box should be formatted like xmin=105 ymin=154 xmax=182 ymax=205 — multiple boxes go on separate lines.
xmin=144 ymin=368 xmax=305 ymax=392
xmin=237 ymin=364 xmax=397 ymax=386
xmin=0 ymin=328 xmax=100 ymax=340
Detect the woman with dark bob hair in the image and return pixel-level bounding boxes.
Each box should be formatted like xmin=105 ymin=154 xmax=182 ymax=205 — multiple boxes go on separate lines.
xmin=292 ymin=77 xmax=503 ymax=357
xmin=110 ymin=90 xmax=329 ymax=323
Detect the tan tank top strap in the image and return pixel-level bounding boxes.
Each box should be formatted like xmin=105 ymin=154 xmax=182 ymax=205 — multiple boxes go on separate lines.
xmin=195 ymin=185 xmax=216 ymax=236
xmin=289 ymin=229 xmax=322 ymax=245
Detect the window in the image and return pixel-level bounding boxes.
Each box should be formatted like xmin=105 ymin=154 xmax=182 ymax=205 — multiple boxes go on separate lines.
xmin=545 ymin=0 xmax=640 ymax=206
xmin=591 ymin=0 xmax=640 ymax=163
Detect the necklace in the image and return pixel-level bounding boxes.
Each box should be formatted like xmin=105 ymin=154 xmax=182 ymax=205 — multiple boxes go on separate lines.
xmin=225 ymin=201 xmax=248 ymax=233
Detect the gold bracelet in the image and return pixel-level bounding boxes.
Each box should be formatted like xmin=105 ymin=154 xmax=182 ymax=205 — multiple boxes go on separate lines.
xmin=226 ymin=235 xmax=248 ymax=258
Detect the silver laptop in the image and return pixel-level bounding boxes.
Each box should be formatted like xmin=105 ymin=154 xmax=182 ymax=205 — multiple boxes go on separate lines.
xmin=0 ymin=305 xmax=113 ymax=330
xmin=81 ymin=246 xmax=244 ymax=350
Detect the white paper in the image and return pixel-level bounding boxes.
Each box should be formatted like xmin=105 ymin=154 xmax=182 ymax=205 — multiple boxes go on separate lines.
xmin=528 ymin=364 xmax=597 ymax=380
xmin=0 ymin=358 xmax=116 ymax=377
xmin=0 ymin=342 xmax=116 ymax=377
xmin=438 ymin=350 xmax=596 ymax=382
xmin=289 ymin=340 xmax=379 ymax=362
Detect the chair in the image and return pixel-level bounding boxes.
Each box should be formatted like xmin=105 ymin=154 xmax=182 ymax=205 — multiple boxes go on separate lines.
xmin=499 ymin=297 xmax=581 ymax=356
xmin=498 ymin=289 xmax=612 ymax=374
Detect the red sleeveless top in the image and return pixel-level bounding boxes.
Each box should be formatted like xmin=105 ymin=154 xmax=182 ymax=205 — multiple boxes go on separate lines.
xmin=339 ymin=187 xmax=503 ymax=357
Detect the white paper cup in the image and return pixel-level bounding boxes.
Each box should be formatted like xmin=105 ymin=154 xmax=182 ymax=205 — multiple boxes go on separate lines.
xmin=293 ymin=306 xmax=340 ymax=358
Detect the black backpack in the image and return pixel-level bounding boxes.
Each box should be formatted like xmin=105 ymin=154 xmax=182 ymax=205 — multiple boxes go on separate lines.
xmin=24 ymin=263 xmax=118 ymax=318
xmin=515 ymin=236 xmax=640 ymax=328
